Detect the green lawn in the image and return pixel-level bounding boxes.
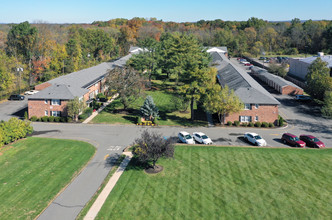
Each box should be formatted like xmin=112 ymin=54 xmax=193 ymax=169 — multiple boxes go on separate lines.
xmin=0 ymin=137 xmax=95 ymax=219
xmin=96 ymin=146 xmax=332 ymax=219
xmin=92 ymin=80 xmax=207 ymax=126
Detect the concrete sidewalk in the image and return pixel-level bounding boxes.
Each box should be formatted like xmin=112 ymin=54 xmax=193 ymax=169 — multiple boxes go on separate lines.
xmin=83 ymin=94 xmax=118 ymax=124
xmin=84 ymin=152 xmax=133 ymax=220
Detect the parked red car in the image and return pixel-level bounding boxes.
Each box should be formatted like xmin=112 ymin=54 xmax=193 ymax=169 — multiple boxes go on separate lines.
xmin=244 ymin=63 xmax=253 ymax=66
xmin=300 ymin=135 xmax=325 ymax=148
xmin=281 ymin=133 xmax=306 ymax=147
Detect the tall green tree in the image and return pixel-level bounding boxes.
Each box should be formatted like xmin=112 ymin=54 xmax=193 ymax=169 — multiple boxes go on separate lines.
xmin=6 ymin=21 xmax=38 ymax=62
xmin=159 ymin=33 xmax=212 ymax=120
xmin=203 ymin=85 xmax=243 ymax=124
xmin=306 ymin=57 xmax=332 ymax=100
xmin=128 ymin=37 xmax=159 ymax=81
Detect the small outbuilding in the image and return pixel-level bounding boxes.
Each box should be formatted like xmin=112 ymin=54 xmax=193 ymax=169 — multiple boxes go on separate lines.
xmin=251 ymin=66 xmax=303 ymax=95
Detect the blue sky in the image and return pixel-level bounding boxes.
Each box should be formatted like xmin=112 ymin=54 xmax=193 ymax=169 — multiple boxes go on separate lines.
xmin=1 ymin=0 xmax=332 ymax=23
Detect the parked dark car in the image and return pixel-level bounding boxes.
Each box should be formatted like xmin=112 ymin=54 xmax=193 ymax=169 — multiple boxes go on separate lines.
xmin=281 ymin=133 xmax=306 ymax=147
xmin=8 ymin=94 xmax=25 ymax=100
xmin=300 ymin=135 xmax=325 ymax=148
xmin=295 ymin=95 xmax=312 ymax=101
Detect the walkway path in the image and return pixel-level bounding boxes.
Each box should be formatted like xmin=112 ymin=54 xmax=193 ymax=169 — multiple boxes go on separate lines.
xmin=84 ymin=152 xmax=133 ymax=220
xmin=83 ymin=94 xmax=118 ymax=124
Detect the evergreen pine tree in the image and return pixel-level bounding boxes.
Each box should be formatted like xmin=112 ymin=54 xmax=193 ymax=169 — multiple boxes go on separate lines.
xmin=140 ymin=96 xmax=159 ymax=121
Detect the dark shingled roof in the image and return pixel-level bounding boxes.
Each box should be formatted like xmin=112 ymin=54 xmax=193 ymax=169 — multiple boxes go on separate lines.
xmin=210 ymin=52 xmax=280 ymax=105
xmin=29 ymin=51 xmax=138 ymax=100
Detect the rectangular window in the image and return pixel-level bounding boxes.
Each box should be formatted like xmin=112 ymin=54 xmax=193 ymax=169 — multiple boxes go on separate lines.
xmin=51 ymin=99 xmax=61 ymax=105
xmin=240 ymin=116 xmax=251 ymax=122
xmin=44 ymin=100 xmax=48 ymax=104
xmin=51 ymin=111 xmax=61 ymax=117
xmin=255 ymin=116 xmax=259 ymax=121
xmin=89 ymin=92 xmax=94 ymax=99
xmin=244 ymin=103 xmax=251 ymax=110
xmin=45 ymin=110 xmax=48 ymax=116
xmin=255 ymin=104 xmax=259 ymax=109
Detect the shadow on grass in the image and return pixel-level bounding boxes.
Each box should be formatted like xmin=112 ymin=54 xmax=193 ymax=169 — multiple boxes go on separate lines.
xmin=125 ymin=157 xmax=148 ymax=171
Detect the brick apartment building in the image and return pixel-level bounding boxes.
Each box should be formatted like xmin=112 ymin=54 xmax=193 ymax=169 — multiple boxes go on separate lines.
xmin=210 ymin=51 xmax=280 ymax=124
xmin=28 ymin=52 xmax=135 ymax=118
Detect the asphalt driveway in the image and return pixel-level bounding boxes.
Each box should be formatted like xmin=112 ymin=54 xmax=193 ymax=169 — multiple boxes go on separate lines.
xmin=0 ymin=98 xmax=28 ymax=121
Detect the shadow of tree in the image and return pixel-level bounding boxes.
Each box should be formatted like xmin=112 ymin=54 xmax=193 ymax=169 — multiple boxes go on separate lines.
xmin=29 ymin=129 xmax=61 ymax=136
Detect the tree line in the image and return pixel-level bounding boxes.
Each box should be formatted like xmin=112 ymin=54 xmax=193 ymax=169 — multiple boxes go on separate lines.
xmin=1 ymin=17 xmax=332 ymax=101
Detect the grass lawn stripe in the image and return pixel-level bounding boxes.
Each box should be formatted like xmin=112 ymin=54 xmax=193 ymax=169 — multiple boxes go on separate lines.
xmin=96 ymin=147 xmax=332 ymax=219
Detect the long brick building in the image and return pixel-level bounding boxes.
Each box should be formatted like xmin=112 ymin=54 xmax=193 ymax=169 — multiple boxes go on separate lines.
xmin=210 ymin=51 xmax=280 ymax=124
xmin=28 ymin=52 xmax=135 ymax=118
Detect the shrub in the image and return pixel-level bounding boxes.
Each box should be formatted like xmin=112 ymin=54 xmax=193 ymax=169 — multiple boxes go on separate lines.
xmin=54 ymin=117 xmax=61 ymax=122
xmin=254 ymin=122 xmax=262 ymax=127
xmin=30 ymin=116 xmax=38 ymax=122
xmin=41 ymin=116 xmax=48 ymax=122
xmin=233 ymin=121 xmax=240 ymax=127
xmin=48 ymin=116 xmax=55 ymax=122
xmin=241 ymin=122 xmax=248 ymax=127
xmin=227 ymin=121 xmax=232 ymax=126
xmin=36 ymin=118 xmax=41 ymax=122
xmin=248 ymin=122 xmax=254 ymax=127
xmin=269 ymin=122 xmax=275 ymax=128
xmin=24 ymin=111 xmax=28 ymax=120
xmin=261 ymin=122 xmax=269 ymax=128
xmin=0 ymin=118 xmax=33 ymax=146
xmin=137 ymin=117 xmax=142 ymax=124
xmin=153 ymin=118 xmax=159 ymax=125
xmin=67 ymin=117 xmax=73 ymax=123
xmin=60 ymin=117 xmax=66 ymax=122
xmin=278 ymin=115 xmax=284 ymax=127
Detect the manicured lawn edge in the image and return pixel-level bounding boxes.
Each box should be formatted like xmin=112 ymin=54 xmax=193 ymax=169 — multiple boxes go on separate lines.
xmin=0 ymin=137 xmax=96 ymax=219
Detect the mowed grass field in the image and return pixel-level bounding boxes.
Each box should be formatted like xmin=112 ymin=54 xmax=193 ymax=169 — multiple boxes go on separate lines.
xmin=96 ymin=146 xmax=332 ymax=219
xmin=0 ymin=137 xmax=95 ymax=219
xmin=92 ymin=80 xmax=207 ymax=126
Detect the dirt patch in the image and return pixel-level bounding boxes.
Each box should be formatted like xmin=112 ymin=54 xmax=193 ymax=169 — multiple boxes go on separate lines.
xmin=144 ymin=165 xmax=164 ymax=174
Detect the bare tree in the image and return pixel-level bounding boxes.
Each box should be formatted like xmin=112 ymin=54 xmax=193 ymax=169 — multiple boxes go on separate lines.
xmin=105 ymin=66 xmax=145 ymax=110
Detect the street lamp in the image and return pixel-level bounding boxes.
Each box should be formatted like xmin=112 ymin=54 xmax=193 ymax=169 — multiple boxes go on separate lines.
xmin=17 ymin=67 xmax=23 ymax=94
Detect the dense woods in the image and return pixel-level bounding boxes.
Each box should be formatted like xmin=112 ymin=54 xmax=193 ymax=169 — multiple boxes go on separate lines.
xmin=1 ymin=17 xmax=332 ymax=100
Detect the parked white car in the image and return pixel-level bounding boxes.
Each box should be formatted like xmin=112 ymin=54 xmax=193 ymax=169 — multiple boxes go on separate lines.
xmin=178 ymin=131 xmax=195 ymax=144
xmin=193 ymin=132 xmax=213 ymax=145
xmin=244 ymin=132 xmax=267 ymax=146
xmin=24 ymin=90 xmax=39 ymax=95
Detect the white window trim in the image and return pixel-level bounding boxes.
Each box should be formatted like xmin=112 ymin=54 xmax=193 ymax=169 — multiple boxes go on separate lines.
xmin=240 ymin=116 xmax=252 ymax=123
xmin=244 ymin=103 xmax=251 ymax=110
xmin=45 ymin=110 xmax=48 ymax=116
xmin=51 ymin=111 xmax=61 ymax=117
xmin=44 ymin=100 xmax=48 ymax=104
xmin=255 ymin=116 xmax=259 ymax=121
xmin=51 ymin=99 xmax=61 ymax=105
xmin=255 ymin=104 xmax=259 ymax=109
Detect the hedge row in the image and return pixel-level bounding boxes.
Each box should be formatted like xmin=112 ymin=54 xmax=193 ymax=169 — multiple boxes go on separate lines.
xmin=30 ymin=116 xmax=73 ymax=123
xmin=226 ymin=121 xmax=275 ymax=128
xmin=0 ymin=118 xmax=33 ymax=147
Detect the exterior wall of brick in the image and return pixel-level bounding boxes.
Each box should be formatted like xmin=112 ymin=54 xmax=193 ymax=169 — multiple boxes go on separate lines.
xmin=28 ymin=99 xmax=69 ymax=118
xmin=83 ymin=81 xmax=102 ymax=101
xmin=224 ymin=104 xmax=279 ymax=124
xmin=35 ymin=82 xmax=52 ymax=91
xmin=281 ymin=85 xmax=303 ymax=95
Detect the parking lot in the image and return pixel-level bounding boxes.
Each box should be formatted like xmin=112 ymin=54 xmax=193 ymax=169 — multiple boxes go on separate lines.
xmin=0 ymin=98 xmax=28 ymax=121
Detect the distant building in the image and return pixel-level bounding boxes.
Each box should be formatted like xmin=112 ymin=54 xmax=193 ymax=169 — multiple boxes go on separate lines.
xmin=289 ymin=53 xmax=332 ymax=81
xmin=206 ymin=47 xmax=228 ymax=57
xmin=210 ymin=51 xmax=280 ymax=124
xmin=251 ymin=66 xmax=303 ymax=95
